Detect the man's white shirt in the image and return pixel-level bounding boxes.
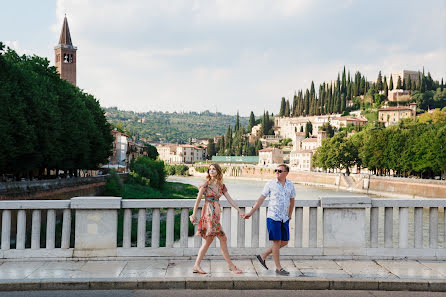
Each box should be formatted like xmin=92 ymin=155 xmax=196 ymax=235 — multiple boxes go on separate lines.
xmin=261 ymin=178 xmax=296 ymax=222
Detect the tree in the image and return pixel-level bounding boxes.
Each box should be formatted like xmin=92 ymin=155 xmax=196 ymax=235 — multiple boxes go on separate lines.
xmin=304 ymin=121 xmax=313 ymax=138
xmin=247 ymin=111 xmax=255 ymax=132
xmin=376 ymin=71 xmax=383 ymax=91
xmin=279 ymin=97 xmax=286 ymax=117
xmin=389 ymin=75 xmax=394 ymax=90
xmin=234 ymin=111 xmax=240 ymax=132
xmin=397 ymin=76 xmax=402 ymax=89
xmin=285 ymin=100 xmax=290 ymax=117
xmin=207 ymin=139 xmax=216 ymax=159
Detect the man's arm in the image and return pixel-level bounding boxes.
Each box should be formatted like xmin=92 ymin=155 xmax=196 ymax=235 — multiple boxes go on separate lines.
xmin=244 ymin=194 xmax=267 ymax=219
xmin=288 ymin=198 xmax=295 ymax=220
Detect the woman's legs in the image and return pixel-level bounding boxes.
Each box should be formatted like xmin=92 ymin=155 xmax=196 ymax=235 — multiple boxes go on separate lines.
xmin=218 ymin=235 xmax=241 ymax=272
xmin=193 ymin=236 xmax=214 ymax=272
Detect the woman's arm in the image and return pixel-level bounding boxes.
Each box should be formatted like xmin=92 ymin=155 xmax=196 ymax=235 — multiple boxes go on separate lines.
xmin=223 ymin=191 xmax=242 ymax=213
xmin=190 ymin=187 xmax=205 ymax=224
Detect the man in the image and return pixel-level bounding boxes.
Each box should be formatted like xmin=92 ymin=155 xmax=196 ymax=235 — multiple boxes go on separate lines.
xmin=244 ymin=164 xmax=295 ymax=276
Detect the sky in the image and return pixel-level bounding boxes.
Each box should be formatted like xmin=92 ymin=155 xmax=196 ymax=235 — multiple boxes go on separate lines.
xmin=1 ymin=0 xmax=445 ymax=116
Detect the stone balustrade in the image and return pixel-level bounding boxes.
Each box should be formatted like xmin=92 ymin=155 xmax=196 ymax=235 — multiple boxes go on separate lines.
xmin=0 ymin=196 xmax=446 ymax=259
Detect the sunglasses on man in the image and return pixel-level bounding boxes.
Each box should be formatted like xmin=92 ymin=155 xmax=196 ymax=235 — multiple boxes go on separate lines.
xmin=274 ymin=169 xmax=285 ymax=173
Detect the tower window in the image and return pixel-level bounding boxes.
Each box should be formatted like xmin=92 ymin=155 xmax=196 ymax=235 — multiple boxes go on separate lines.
xmin=63 ymin=53 xmax=73 ymax=63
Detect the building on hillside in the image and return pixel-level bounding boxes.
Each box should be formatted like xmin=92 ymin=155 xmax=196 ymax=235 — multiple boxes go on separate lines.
xmin=389 ymin=70 xmax=419 ymax=90
xmin=289 ymin=131 xmax=327 ymax=171
xmin=258 ymin=148 xmax=283 ymax=166
xmin=378 ymin=103 xmax=417 ymax=127
xmin=292 ymin=132 xmax=306 ymax=151
xmin=54 ymin=15 xmax=77 ymax=86
xmin=330 ymin=116 xmax=368 ymax=128
xmin=176 ymin=145 xmax=207 ymax=164
xmin=157 ymin=144 xmax=180 ymax=164
xmin=248 ymin=124 xmax=262 ymax=143
xmin=387 ymin=89 xmax=412 ymax=102
xmin=127 ymin=141 xmax=146 ymax=163
xmin=107 ymin=129 xmax=129 ymax=170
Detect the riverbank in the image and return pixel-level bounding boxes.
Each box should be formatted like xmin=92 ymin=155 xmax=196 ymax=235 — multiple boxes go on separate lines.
xmin=189 ymin=166 xmax=446 ymax=199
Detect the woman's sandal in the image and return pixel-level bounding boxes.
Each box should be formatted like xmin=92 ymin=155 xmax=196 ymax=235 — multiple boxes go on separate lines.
xmin=229 ymin=265 xmax=243 ymax=274
xmin=192 ymin=266 xmax=207 ymax=274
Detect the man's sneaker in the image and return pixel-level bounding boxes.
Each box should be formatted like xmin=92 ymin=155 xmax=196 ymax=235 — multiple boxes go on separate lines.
xmin=256 ymin=255 xmax=268 ymax=270
xmin=275 ymin=268 xmax=290 ymax=276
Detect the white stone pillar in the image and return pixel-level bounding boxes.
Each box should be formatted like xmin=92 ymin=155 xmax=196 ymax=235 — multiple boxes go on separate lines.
xmin=1 ymin=210 xmax=11 ymax=250
xmin=321 ymin=196 xmax=371 ymax=253
xmin=71 ymin=197 xmax=121 ymax=257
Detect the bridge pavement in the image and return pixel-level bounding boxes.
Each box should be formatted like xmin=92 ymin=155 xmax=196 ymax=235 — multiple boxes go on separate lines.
xmin=0 ymin=258 xmax=446 ymax=291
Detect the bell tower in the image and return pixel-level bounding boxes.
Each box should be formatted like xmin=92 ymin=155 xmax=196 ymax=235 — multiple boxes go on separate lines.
xmin=55 ymin=15 xmax=77 ymax=86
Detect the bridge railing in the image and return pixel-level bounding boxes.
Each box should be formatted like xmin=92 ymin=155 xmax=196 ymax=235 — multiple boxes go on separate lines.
xmin=0 ymin=196 xmax=445 ymax=259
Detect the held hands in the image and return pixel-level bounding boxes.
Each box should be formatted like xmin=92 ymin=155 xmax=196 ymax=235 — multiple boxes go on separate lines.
xmin=237 ymin=209 xmax=245 ymax=219
xmin=189 ymin=214 xmax=197 ymax=225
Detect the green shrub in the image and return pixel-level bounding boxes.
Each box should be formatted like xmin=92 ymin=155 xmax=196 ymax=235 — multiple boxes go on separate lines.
xmin=130 ymin=157 xmax=166 ymax=189
xmin=103 ymin=170 xmax=124 ymax=196
xmin=195 ymin=166 xmax=208 ymax=173
xmin=165 ymin=164 xmax=189 ymax=176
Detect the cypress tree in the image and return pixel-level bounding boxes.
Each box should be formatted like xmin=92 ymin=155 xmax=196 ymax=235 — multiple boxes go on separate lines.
xmin=341 ymin=66 xmax=347 ymax=94
xmin=407 ymin=76 xmax=412 ymax=91
xmin=248 ymin=111 xmax=255 ymax=132
xmin=285 ymin=100 xmax=290 ymax=117
xmin=377 ymin=71 xmax=383 ymax=91
xmin=441 ymin=78 xmax=444 ymax=91
xmin=396 ymin=76 xmax=402 ymax=89
xmin=235 ymin=111 xmax=240 ymax=132
xmin=389 ymin=75 xmax=394 ymax=90
xmin=292 ymin=92 xmax=298 ymax=116
xmin=304 ymin=89 xmax=310 ymax=116
xmin=402 ymin=78 xmax=406 ymax=90
xmin=384 ymin=77 xmax=389 ymax=98
xmin=279 ymin=97 xmax=286 ymax=117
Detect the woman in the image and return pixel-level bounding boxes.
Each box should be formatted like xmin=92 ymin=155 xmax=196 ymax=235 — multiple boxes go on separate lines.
xmin=189 ymin=163 xmax=244 ymax=274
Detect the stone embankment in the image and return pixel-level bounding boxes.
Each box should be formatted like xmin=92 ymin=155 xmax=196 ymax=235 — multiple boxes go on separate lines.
xmin=0 ymin=174 xmax=126 ymax=200
xmin=190 ymin=166 xmax=446 ymax=198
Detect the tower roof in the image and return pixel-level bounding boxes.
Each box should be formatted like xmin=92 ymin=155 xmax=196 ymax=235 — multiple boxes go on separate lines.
xmin=58 ymin=16 xmax=73 ymax=46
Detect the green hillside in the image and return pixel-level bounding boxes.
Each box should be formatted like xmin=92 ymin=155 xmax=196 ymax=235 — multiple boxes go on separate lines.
xmin=104 ymin=107 xmax=249 ymax=143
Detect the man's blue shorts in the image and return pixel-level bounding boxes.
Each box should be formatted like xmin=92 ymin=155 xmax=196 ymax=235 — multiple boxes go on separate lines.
xmin=267 ymin=218 xmax=290 ymax=241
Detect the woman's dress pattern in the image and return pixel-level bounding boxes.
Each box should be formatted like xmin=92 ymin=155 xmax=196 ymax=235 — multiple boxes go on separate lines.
xmin=196 ymin=181 xmax=227 ymax=238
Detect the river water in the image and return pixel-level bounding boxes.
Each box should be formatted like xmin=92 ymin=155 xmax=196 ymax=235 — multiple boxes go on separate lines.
xmin=168 ymin=175 xmax=444 ymax=248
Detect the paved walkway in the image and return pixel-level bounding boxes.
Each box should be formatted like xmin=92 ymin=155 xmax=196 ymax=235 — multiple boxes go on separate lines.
xmin=0 ymin=258 xmax=446 ymax=291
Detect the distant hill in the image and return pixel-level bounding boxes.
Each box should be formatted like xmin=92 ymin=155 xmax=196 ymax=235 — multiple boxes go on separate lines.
xmin=104 ymin=107 xmax=249 ymax=143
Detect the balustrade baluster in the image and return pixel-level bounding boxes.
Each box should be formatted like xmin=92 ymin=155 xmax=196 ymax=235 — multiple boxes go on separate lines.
xmin=251 ymin=208 xmax=260 ymax=248
xmin=61 ymin=209 xmax=71 ymax=249
xmin=31 ymin=210 xmax=41 ymax=249
xmin=180 ymin=208 xmax=189 ymax=248
xmin=123 ymin=209 xmax=132 ymax=248
xmin=152 ymin=208 xmax=160 ymax=248
xmin=237 ymin=207 xmax=245 ymax=247
xmin=429 ymin=207 xmax=438 ymax=248
xmin=294 ymin=207 xmax=303 ymax=248
xmin=309 ymin=207 xmax=317 ymax=247
xmin=223 ymin=207 xmax=231 ymax=247
xmin=370 ymin=207 xmax=379 ymax=248
xmin=414 ymin=207 xmax=423 ymax=248
xmin=16 ymin=210 xmax=26 ymax=250
xmin=384 ymin=207 xmax=393 ymax=248
xmin=46 ymin=209 xmax=56 ymax=249
xmin=398 ymin=207 xmax=409 ymax=248
xmin=137 ymin=208 xmax=146 ymax=248
xmin=194 ymin=208 xmax=202 ymax=248
xmin=1 ymin=210 xmax=11 ymax=250
xmin=166 ymin=208 xmax=175 ymax=248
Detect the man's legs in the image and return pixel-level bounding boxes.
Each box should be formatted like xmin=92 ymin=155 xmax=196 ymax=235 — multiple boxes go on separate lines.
xmin=260 ymin=240 xmax=288 ymax=263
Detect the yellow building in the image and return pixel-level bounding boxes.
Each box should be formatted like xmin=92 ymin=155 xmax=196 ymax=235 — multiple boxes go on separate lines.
xmin=378 ymin=103 xmax=417 ymax=127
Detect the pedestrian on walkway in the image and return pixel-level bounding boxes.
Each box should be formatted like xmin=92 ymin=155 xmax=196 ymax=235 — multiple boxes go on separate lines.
xmin=189 ymin=163 xmax=245 ymax=274
xmin=243 ymin=164 xmax=296 ymax=276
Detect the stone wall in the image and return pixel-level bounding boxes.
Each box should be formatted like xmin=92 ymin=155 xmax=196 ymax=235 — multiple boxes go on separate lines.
xmin=0 ymin=174 xmax=127 ymax=200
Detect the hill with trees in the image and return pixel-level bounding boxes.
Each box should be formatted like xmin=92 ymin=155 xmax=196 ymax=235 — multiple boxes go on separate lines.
xmin=104 ymin=107 xmax=249 ymax=144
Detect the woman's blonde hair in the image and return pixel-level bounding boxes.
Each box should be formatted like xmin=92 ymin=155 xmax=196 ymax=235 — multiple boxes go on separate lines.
xmin=206 ymin=163 xmax=223 ymax=184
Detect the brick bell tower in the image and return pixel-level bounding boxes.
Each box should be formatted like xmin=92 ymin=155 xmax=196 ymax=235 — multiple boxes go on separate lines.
xmin=55 ymin=15 xmax=77 ymax=86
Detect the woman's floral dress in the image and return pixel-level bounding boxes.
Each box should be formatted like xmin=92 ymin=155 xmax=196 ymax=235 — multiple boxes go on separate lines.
xmin=196 ymin=181 xmax=227 ymax=238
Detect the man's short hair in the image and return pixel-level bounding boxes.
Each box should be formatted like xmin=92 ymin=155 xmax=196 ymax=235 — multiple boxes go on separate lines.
xmin=278 ymin=164 xmax=289 ymax=172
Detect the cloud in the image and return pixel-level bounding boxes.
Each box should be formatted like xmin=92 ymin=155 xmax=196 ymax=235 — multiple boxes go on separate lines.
xmin=3 ymin=40 xmax=31 ymax=56
xmin=48 ymin=0 xmax=446 ymax=116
